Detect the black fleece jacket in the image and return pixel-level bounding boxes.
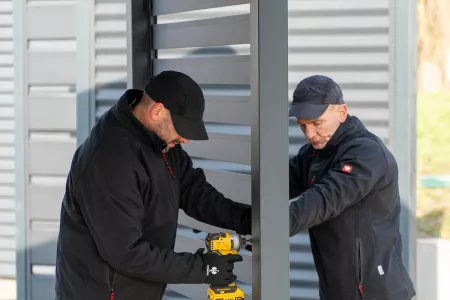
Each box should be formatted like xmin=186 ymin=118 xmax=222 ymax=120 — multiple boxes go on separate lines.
xmin=289 ymin=116 xmax=415 ymax=300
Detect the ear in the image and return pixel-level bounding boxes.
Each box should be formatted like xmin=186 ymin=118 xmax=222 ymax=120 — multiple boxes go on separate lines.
xmin=149 ymin=102 xmax=165 ymax=121
xmin=338 ymin=104 xmax=348 ymax=122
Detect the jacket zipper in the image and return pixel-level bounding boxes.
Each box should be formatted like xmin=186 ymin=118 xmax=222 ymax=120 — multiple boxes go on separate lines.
xmin=308 ymin=150 xmax=319 ymax=188
xmin=310 ymin=176 xmax=315 ymax=187
xmin=161 ymin=151 xmax=179 ymax=214
xmin=356 ymin=238 xmax=364 ymax=298
xmin=162 ymin=152 xmax=175 ymax=179
xmin=109 ymin=267 xmax=116 ymax=300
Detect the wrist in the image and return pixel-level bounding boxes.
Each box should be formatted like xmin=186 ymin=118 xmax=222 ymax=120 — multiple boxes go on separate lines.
xmin=194 ymin=249 xmax=209 ymax=283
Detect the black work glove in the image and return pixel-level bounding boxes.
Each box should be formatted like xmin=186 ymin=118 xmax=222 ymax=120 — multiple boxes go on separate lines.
xmin=199 ymin=250 xmax=243 ymax=286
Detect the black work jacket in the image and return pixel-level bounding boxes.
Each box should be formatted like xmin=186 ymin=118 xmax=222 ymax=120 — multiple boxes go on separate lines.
xmin=289 ymin=116 xmax=416 ymax=300
xmin=55 ymin=89 xmax=251 ymax=300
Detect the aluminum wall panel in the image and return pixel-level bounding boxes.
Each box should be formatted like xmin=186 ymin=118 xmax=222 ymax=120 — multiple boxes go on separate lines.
xmin=288 ymin=0 xmax=391 ymax=153
xmin=0 ymin=0 xmax=15 ymax=278
xmin=94 ymin=0 xmax=128 ymax=123
xmin=13 ymin=0 xmax=78 ymax=297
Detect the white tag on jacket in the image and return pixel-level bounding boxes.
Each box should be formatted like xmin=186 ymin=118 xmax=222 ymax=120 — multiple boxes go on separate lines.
xmin=378 ymin=265 xmax=384 ymax=275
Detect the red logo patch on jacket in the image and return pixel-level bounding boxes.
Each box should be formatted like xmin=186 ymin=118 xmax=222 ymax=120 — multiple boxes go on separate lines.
xmin=342 ymin=164 xmax=352 ymax=173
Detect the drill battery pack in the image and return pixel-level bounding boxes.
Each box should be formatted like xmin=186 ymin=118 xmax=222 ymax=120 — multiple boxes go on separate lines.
xmin=207 ymin=282 xmax=245 ymax=300
xmin=205 ymin=232 xmax=248 ymax=299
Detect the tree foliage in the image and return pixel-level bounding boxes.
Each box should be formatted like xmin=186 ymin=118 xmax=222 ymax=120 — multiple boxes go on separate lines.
xmin=417 ymin=0 xmax=450 ymax=90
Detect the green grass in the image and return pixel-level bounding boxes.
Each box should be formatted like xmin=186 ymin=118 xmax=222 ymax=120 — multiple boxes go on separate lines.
xmin=417 ymin=91 xmax=450 ymax=239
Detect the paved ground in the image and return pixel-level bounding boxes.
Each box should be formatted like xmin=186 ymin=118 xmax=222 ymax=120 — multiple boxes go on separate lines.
xmin=0 ymin=279 xmax=16 ymax=300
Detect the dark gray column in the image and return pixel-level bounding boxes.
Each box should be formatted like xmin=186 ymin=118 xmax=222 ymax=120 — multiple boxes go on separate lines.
xmin=126 ymin=0 xmax=152 ymax=90
xmin=250 ymin=0 xmax=290 ymax=299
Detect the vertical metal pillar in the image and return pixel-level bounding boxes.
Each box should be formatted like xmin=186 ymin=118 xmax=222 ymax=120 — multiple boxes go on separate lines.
xmin=250 ymin=0 xmax=290 ymax=299
xmin=126 ymin=0 xmax=152 ymax=89
xmin=393 ymin=0 xmax=417 ymax=286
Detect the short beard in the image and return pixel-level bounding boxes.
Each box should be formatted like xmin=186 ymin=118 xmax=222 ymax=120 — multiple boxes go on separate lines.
xmin=153 ymin=117 xmax=180 ymax=153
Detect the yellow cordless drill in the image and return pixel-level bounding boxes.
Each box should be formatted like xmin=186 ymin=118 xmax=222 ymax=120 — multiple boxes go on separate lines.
xmin=205 ymin=232 xmax=250 ymax=300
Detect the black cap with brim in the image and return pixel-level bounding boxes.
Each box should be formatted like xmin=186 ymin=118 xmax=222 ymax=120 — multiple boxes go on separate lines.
xmin=289 ymin=102 xmax=330 ymax=120
xmin=144 ymin=70 xmax=210 ymax=141
xmin=171 ymin=113 xmax=209 ymax=140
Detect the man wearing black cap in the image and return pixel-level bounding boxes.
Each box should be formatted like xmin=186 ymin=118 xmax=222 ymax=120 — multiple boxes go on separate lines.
xmin=287 ymin=75 xmax=416 ymax=300
xmin=55 ymin=71 xmax=251 ymax=300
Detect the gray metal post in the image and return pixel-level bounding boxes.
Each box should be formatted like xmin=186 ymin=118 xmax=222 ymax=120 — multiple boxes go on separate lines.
xmin=250 ymin=0 xmax=290 ymax=299
xmin=126 ymin=0 xmax=152 ymax=89
xmin=13 ymin=0 xmax=28 ymax=299
xmin=393 ymin=0 xmax=417 ymax=286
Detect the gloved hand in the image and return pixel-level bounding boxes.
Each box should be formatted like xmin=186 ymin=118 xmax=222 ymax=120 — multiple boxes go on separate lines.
xmin=198 ymin=249 xmax=243 ymax=286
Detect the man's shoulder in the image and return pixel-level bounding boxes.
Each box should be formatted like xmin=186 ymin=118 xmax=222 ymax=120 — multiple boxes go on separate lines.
xmin=70 ymin=115 xmax=138 ymax=185
xmin=340 ymin=134 xmax=385 ymax=156
xmin=344 ymin=117 xmax=392 ymax=155
xmin=339 ymin=132 xmax=398 ymax=173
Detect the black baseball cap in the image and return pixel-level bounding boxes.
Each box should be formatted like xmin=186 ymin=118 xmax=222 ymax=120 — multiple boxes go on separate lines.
xmin=144 ymin=70 xmax=208 ymax=140
xmin=289 ymin=75 xmax=344 ymax=119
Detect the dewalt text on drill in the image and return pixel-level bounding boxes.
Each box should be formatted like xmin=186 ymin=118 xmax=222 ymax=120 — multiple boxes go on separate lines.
xmin=205 ymin=232 xmax=250 ymax=300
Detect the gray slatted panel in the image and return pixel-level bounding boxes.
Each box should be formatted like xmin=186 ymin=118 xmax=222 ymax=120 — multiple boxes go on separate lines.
xmin=288 ymin=0 xmax=391 ymax=152
xmin=0 ymin=0 xmax=15 ymax=278
xmin=24 ymin=1 xmax=77 ymax=299
xmin=288 ymin=1 xmax=391 ymax=299
xmin=94 ymin=0 xmax=128 ymax=121
xmin=152 ymin=3 xmax=252 ymax=299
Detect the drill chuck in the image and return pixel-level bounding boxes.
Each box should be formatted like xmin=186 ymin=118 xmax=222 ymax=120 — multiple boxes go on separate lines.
xmin=228 ymin=233 xmax=241 ymax=251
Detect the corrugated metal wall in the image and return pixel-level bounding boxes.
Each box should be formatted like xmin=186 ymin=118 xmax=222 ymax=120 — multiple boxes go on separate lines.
xmin=0 ymin=0 xmax=15 ymax=279
xmin=288 ymin=1 xmax=391 ymax=149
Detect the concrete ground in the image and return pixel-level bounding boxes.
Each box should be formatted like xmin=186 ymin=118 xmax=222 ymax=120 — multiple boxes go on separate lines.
xmin=0 ymin=279 xmax=16 ymax=300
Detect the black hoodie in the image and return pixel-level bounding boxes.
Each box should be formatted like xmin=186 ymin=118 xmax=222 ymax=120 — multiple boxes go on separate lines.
xmin=289 ymin=115 xmax=416 ymax=300
xmin=55 ymin=89 xmax=251 ymax=300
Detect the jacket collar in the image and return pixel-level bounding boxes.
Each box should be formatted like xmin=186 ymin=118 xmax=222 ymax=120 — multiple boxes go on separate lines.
xmin=312 ymin=115 xmax=364 ymax=155
xmin=112 ymin=89 xmax=166 ymax=152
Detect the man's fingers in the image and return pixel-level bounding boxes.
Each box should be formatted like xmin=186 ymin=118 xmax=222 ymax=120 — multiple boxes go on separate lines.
xmin=227 ymin=274 xmax=237 ymax=284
